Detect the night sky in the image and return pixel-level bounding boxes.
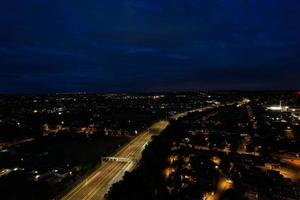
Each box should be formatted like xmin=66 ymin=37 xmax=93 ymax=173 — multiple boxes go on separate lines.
xmin=1 ymin=0 xmax=300 ymax=93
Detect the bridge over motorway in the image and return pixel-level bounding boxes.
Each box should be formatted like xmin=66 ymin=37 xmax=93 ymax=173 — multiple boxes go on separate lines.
xmin=102 ymin=156 xmax=136 ymax=163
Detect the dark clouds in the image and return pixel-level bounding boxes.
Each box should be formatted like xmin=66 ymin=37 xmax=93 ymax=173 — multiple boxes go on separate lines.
xmin=0 ymin=0 xmax=300 ymax=93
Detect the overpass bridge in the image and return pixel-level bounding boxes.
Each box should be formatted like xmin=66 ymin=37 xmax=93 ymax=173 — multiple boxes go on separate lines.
xmin=101 ymin=157 xmax=136 ymax=163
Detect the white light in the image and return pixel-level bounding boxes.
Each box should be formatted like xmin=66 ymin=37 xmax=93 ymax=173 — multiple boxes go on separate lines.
xmin=267 ymin=106 xmax=282 ymax=111
xmin=226 ymin=179 xmax=233 ymax=183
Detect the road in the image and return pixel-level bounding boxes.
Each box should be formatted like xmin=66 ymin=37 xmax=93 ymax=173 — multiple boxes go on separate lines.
xmin=62 ymin=120 xmax=169 ymax=200
xmin=62 ymin=106 xmax=214 ymax=200
xmin=0 ymin=138 xmax=35 ymax=150
xmin=171 ymin=106 xmax=213 ymax=120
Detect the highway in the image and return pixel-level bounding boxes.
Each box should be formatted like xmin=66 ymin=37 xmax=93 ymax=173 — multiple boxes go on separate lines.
xmin=171 ymin=106 xmax=212 ymax=120
xmin=62 ymin=120 xmax=169 ymax=200
xmin=62 ymin=106 xmax=213 ymax=200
